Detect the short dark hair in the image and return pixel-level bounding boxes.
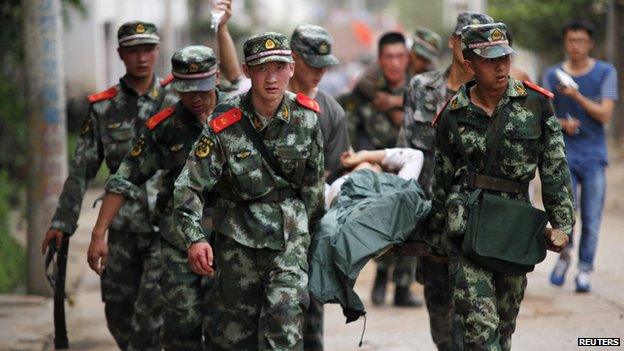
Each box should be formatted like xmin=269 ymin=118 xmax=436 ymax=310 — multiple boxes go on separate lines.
xmin=462 ymin=49 xmax=477 ymax=61
xmin=378 ymin=31 xmax=406 ymax=56
xmin=563 ymin=19 xmax=596 ymax=39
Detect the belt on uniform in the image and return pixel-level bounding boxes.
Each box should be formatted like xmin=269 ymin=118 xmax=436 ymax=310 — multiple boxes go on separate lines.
xmin=221 ymin=187 xmax=298 ymax=203
xmin=256 ymin=187 xmax=298 ymax=202
xmin=463 ymin=172 xmax=528 ymax=194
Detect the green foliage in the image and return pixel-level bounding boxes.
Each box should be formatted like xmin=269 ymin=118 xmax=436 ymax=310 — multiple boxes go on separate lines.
xmin=0 ymin=171 xmax=26 ymax=293
xmin=0 ymin=76 xmax=27 ymax=196
xmin=489 ymin=0 xmax=607 ymax=62
xmin=390 ymin=0 xmax=446 ymax=36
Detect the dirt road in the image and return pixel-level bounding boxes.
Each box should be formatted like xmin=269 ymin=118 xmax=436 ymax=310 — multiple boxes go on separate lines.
xmin=2 ymin=157 xmax=624 ymax=350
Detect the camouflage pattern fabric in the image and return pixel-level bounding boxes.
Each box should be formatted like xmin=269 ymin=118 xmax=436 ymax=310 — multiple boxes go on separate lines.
xmin=161 ymin=238 xmax=214 ymax=351
xmin=429 ymin=78 xmax=575 ymax=350
xmin=450 ymin=254 xmax=526 ymax=351
xmin=303 ymin=298 xmax=324 ymax=351
xmin=106 ymin=99 xmax=222 ymax=251
xmin=290 ymin=24 xmax=339 ymax=68
xmin=411 ymin=27 xmax=442 ymax=62
xmin=343 ymin=66 xmax=407 ymax=150
xmin=416 ymin=257 xmax=455 ymax=351
xmin=51 ymin=76 xmax=175 ymax=235
xmin=460 ymin=23 xmax=516 ymax=59
xmin=401 ymin=13 xmax=494 ymax=351
xmin=398 ymin=68 xmax=455 ymax=197
xmin=106 ymin=99 xmax=220 ymax=350
xmin=174 ymin=90 xmax=325 ymax=350
xmin=206 ymin=232 xmax=309 ymax=350
xmin=399 ymin=68 xmax=457 ymax=350
xmin=452 ymin=12 xmax=495 ymax=36
xmin=117 ymin=21 xmax=160 ymax=47
xmin=50 ymin=75 xmax=177 ymax=349
xmin=101 ymin=230 xmax=162 ymax=351
xmin=170 ymin=45 xmax=218 ymax=92
xmin=244 ymin=32 xmax=294 ymax=66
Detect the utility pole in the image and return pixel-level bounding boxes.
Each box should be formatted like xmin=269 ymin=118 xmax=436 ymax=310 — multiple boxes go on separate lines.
xmin=607 ymin=0 xmax=624 ymax=146
xmin=23 ymin=0 xmax=68 ymax=296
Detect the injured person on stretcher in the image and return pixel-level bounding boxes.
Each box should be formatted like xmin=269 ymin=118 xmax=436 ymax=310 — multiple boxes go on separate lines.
xmin=310 ymin=147 xmax=431 ymax=322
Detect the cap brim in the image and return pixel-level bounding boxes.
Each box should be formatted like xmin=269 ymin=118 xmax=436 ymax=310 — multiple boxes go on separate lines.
xmin=412 ymin=46 xmax=436 ymax=62
xmin=246 ymin=55 xmax=294 ymax=66
xmin=301 ymin=53 xmax=339 ymax=68
xmin=172 ymin=75 xmax=217 ymax=92
xmin=473 ymin=45 xmax=516 ymax=59
xmin=119 ymin=38 xmax=160 ymax=47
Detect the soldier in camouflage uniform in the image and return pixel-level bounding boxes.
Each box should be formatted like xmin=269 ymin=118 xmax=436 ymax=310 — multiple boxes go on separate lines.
xmin=174 ymin=32 xmax=325 ymax=350
xmin=288 ymin=23 xmax=349 ymax=351
xmin=398 ymin=12 xmax=493 ymax=351
xmin=428 ymin=23 xmax=574 ymax=350
xmin=408 ymin=27 xmax=442 ymax=76
xmin=42 ymin=21 xmax=177 ymax=350
xmin=89 ymin=43 xmax=239 ymax=350
xmin=343 ymin=31 xmax=409 ymax=151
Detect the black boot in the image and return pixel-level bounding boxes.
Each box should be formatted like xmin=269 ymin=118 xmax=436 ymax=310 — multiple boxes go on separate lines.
xmin=393 ymin=286 xmax=423 ymax=307
xmin=371 ymin=269 xmax=387 ymax=305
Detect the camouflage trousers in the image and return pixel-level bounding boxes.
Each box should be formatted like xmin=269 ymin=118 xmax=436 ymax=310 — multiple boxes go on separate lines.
xmin=161 ymin=238 xmax=216 ymax=351
xmin=206 ymin=232 xmax=310 ymax=351
xmin=417 ymin=257 xmax=455 ymax=351
xmin=303 ymin=297 xmax=324 ymax=351
xmin=449 ymin=253 xmax=527 ymax=351
xmin=101 ymin=229 xmax=162 ymax=351
xmin=375 ymin=252 xmax=416 ymax=287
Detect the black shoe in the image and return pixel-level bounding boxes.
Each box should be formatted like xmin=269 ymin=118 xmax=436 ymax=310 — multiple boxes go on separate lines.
xmin=393 ymin=286 xmax=423 ymax=307
xmin=371 ymin=270 xmax=387 ymax=305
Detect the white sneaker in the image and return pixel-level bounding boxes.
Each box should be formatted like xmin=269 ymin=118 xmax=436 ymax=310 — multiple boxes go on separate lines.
xmin=575 ymin=271 xmax=591 ymax=293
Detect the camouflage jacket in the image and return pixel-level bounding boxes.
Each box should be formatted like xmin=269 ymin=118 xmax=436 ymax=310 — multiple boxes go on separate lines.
xmin=50 ymin=76 xmax=178 ymax=235
xmin=173 ymin=91 xmax=325 ymax=250
xmin=344 ymin=65 xmax=408 ymax=150
xmin=105 ymin=94 xmax=223 ymax=251
xmin=428 ymin=78 xmax=575 ymax=254
xmin=398 ymin=68 xmax=455 ymax=196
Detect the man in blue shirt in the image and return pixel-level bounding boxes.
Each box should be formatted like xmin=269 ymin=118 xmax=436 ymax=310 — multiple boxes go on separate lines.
xmin=542 ymin=19 xmax=618 ymax=292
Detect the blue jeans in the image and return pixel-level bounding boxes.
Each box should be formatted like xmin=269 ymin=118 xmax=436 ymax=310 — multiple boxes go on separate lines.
xmin=566 ymin=157 xmax=606 ymax=272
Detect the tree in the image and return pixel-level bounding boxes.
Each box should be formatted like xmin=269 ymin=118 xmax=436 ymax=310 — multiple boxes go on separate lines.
xmin=488 ymin=0 xmax=608 ymax=64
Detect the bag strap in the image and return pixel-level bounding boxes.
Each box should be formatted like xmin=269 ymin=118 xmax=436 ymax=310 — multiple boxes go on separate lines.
xmin=447 ymin=114 xmax=477 ymax=173
xmin=238 ymin=111 xmax=291 ymax=182
xmin=482 ymin=105 xmax=510 ymax=175
xmin=446 ymin=102 xmax=510 ymax=176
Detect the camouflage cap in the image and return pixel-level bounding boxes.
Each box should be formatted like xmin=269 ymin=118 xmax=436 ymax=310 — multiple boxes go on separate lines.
xmin=411 ymin=27 xmax=442 ymax=62
xmin=453 ymin=12 xmax=494 ymax=35
xmin=243 ymin=32 xmax=294 ymax=66
xmin=461 ymin=22 xmax=516 ymax=59
xmin=117 ymin=21 xmax=160 ymax=47
xmin=170 ymin=45 xmax=218 ymax=92
xmin=291 ymin=24 xmax=339 ymax=68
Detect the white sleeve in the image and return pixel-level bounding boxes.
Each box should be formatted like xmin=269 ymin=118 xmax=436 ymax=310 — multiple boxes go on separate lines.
xmin=381 ymin=148 xmax=424 ymax=180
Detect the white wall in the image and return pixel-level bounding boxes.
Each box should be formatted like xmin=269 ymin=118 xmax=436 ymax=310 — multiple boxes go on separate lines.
xmin=64 ymin=0 xmax=189 ymax=97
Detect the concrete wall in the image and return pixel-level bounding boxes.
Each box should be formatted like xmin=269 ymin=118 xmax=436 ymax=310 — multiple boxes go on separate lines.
xmin=63 ymin=0 xmax=189 ymax=98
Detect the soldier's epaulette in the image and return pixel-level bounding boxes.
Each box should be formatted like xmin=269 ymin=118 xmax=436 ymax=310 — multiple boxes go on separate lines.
xmin=523 ymin=80 xmax=554 ymax=99
xmin=87 ymin=86 xmax=118 ymax=103
xmin=160 ymin=74 xmax=174 ymax=87
xmin=210 ymin=108 xmax=242 ymax=133
xmin=145 ymin=105 xmax=176 ymax=130
xmin=296 ymin=92 xmax=321 ymax=113
xmin=431 ymin=97 xmax=452 ymax=126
